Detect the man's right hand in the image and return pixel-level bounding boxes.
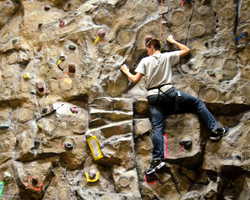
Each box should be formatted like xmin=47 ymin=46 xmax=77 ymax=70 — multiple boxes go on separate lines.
xmin=120 ymin=64 xmax=129 ymax=75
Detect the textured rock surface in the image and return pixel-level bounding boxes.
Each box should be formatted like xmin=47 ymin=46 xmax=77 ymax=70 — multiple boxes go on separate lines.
xmin=0 ymin=0 xmax=250 ymax=199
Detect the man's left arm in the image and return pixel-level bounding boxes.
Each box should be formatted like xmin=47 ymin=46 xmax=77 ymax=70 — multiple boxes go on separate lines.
xmin=120 ymin=64 xmax=143 ymax=84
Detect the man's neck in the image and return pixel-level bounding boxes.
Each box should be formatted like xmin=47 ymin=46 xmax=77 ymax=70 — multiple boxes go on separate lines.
xmin=153 ymin=50 xmax=161 ymax=55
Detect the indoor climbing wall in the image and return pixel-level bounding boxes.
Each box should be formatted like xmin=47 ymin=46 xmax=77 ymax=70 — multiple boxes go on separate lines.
xmin=0 ymin=0 xmax=250 ymax=199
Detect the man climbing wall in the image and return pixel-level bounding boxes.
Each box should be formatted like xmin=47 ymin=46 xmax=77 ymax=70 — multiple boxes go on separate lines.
xmin=120 ymin=35 xmax=229 ymax=175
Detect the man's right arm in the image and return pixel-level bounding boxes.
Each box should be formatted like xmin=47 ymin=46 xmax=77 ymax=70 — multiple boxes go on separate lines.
xmin=167 ymin=35 xmax=190 ymax=58
xmin=120 ymin=64 xmax=143 ymax=84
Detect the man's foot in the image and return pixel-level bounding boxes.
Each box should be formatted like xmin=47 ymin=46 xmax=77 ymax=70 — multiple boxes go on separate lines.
xmin=210 ymin=126 xmax=229 ymax=142
xmin=145 ymin=160 xmax=165 ymax=175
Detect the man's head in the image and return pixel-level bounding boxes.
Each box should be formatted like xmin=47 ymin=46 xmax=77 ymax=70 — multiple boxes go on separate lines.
xmin=145 ymin=38 xmax=161 ymax=56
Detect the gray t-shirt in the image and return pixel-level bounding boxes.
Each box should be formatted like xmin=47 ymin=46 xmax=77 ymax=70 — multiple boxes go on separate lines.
xmin=135 ymin=51 xmax=180 ymax=96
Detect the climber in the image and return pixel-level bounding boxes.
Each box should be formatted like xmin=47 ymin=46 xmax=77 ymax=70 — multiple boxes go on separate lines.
xmin=120 ymin=35 xmax=229 ymax=175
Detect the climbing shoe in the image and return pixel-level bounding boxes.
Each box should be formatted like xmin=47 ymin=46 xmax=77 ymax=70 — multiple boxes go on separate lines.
xmin=210 ymin=126 xmax=229 ymax=142
xmin=145 ymin=160 xmax=165 ymax=175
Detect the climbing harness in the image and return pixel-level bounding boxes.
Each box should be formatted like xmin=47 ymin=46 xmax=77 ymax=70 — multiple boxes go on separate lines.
xmin=148 ymin=85 xmax=182 ymax=111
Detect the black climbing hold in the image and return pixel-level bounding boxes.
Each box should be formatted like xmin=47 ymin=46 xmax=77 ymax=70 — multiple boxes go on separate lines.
xmin=204 ymin=42 xmax=209 ymax=47
xmin=179 ymin=138 xmax=192 ymax=150
xmin=67 ymin=2 xmax=72 ymax=7
xmin=243 ymin=30 xmax=248 ymax=37
xmin=0 ymin=124 xmax=9 ymax=130
xmin=60 ymin=55 xmax=65 ymax=61
xmin=37 ymin=82 xmax=45 ymax=92
xmin=74 ymin=12 xmax=78 ymax=15
xmin=42 ymin=108 xmax=48 ymax=113
xmin=12 ymin=38 xmax=18 ymax=44
xmin=64 ymin=142 xmax=73 ymax=150
xmin=68 ymin=45 xmax=76 ymax=50
xmin=44 ymin=5 xmax=50 ymax=11
xmin=38 ymin=23 xmax=43 ymax=28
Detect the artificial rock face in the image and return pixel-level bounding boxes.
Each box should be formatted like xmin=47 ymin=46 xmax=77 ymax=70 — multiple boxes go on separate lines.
xmin=0 ymin=0 xmax=250 ymax=199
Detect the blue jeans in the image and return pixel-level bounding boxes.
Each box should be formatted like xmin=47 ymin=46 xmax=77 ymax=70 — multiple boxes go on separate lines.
xmin=147 ymin=88 xmax=220 ymax=160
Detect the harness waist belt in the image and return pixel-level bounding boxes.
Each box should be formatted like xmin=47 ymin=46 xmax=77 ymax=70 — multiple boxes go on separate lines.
xmin=148 ymin=84 xmax=171 ymax=91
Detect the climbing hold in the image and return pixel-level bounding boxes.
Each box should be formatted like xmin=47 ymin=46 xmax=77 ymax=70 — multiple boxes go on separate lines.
xmin=32 ymin=175 xmax=39 ymax=186
xmin=44 ymin=5 xmax=50 ymax=11
xmin=207 ymin=70 xmax=215 ymax=76
xmin=58 ymin=19 xmax=65 ymax=29
xmin=64 ymin=142 xmax=73 ymax=150
xmin=88 ymin=170 xmax=97 ymax=179
xmin=119 ymin=176 xmax=130 ymax=188
xmin=38 ymin=23 xmax=43 ymax=28
xmin=56 ymin=55 xmax=65 ymax=68
xmin=68 ymin=45 xmax=76 ymax=50
xmin=237 ymin=30 xmax=249 ymax=41
xmin=3 ymin=171 xmax=12 ymax=182
xmin=87 ymin=136 xmax=103 ymax=160
xmin=179 ymin=138 xmax=192 ymax=150
xmin=68 ymin=63 xmax=76 ymax=73
xmin=42 ymin=108 xmax=48 ymax=114
xmin=70 ymin=105 xmax=78 ymax=114
xmin=23 ymin=73 xmax=31 ymax=80
xmin=26 ymin=176 xmax=43 ymax=191
xmin=37 ymin=82 xmax=45 ymax=92
xmin=143 ymin=174 xmax=157 ymax=185
xmin=243 ymin=30 xmax=248 ymax=37
xmin=37 ymin=124 xmax=44 ymax=131
xmin=67 ymin=2 xmax=72 ymax=7
xmin=12 ymin=38 xmax=18 ymax=44
xmin=74 ymin=12 xmax=78 ymax=15
xmin=0 ymin=124 xmax=9 ymax=130
xmin=94 ymin=28 xmax=106 ymax=44
xmin=145 ymin=35 xmax=153 ymax=46
xmin=235 ymin=155 xmax=241 ymax=159
xmin=98 ymin=28 xmax=106 ymax=38
xmin=204 ymin=42 xmax=209 ymax=47
xmin=86 ymin=169 xmax=100 ymax=182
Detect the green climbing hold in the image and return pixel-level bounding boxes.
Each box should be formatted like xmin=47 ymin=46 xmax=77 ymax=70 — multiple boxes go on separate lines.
xmin=37 ymin=124 xmax=43 ymax=130
xmin=69 ymin=45 xmax=76 ymax=50
xmin=207 ymin=70 xmax=215 ymax=76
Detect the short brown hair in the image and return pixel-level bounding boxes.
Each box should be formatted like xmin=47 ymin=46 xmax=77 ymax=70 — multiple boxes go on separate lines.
xmin=146 ymin=39 xmax=161 ymax=51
